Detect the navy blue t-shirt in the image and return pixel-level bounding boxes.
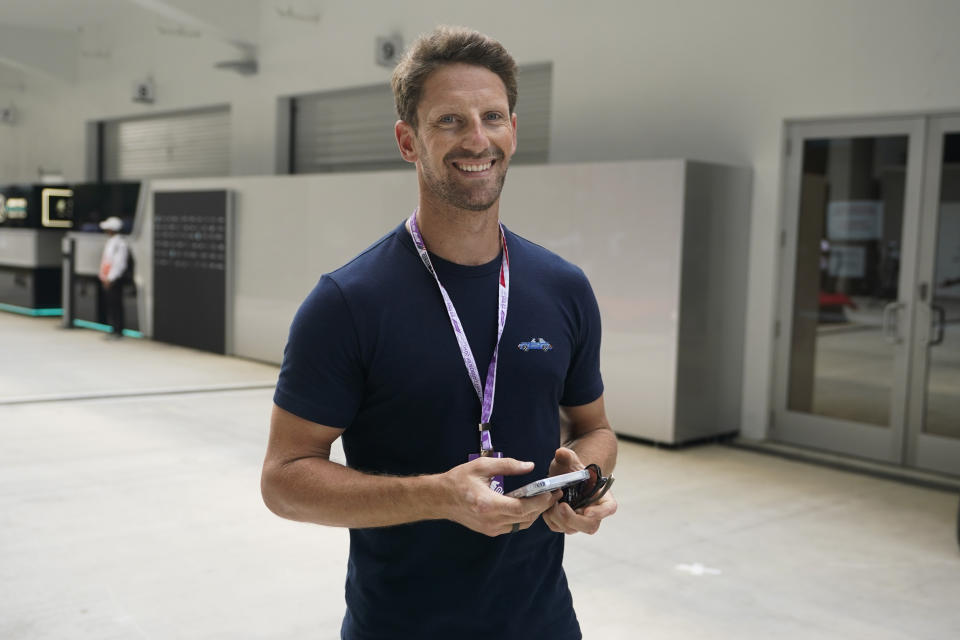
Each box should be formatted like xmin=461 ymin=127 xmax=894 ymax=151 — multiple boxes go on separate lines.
xmin=274 ymin=221 xmax=603 ymax=640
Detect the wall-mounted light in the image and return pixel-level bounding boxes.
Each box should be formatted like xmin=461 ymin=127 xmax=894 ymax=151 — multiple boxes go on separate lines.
xmin=214 ymin=59 xmax=258 ymax=76
xmin=214 ymin=43 xmax=258 ymax=76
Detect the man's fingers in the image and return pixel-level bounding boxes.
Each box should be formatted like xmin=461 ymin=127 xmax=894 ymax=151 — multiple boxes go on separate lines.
xmin=552 ymin=447 xmax=584 ymax=470
xmin=482 ymin=488 xmax=556 ymax=524
xmin=581 ymin=494 xmax=618 ymax=520
xmin=508 ymin=492 xmax=565 ymax=535
xmin=548 ymin=447 xmax=585 ymax=478
xmin=484 ymin=497 xmax=554 ymax=537
xmin=472 ymin=457 xmax=535 ymax=477
xmin=543 ymin=503 xmax=582 ymax=534
xmin=502 ymin=516 xmax=539 ymax=536
xmin=559 ymin=504 xmax=600 ymax=534
xmin=545 ymin=497 xmax=612 ymax=536
xmin=543 ymin=508 xmax=564 ymax=533
xmin=510 ymin=491 xmax=558 ymax=519
xmin=464 ymin=473 xmax=556 ymax=519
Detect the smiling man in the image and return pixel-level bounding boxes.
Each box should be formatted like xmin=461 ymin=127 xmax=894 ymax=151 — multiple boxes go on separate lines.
xmin=401 ymin=61 xmax=512 ymax=213
xmin=262 ymin=26 xmax=617 ymax=639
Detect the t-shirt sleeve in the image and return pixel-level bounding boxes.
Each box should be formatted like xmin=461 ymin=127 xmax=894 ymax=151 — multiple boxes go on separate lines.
xmin=273 ymin=275 xmax=364 ymax=428
xmin=560 ymin=271 xmax=604 ymax=407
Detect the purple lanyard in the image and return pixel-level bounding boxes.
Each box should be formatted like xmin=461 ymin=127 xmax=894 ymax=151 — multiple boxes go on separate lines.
xmin=407 ymin=210 xmax=510 ymax=454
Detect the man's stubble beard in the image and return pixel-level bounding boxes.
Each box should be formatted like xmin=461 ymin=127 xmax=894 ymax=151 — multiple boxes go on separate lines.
xmin=418 ymin=148 xmax=510 ymax=213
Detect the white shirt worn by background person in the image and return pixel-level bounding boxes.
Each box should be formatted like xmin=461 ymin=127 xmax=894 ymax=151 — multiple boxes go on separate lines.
xmin=99 ymin=235 xmax=129 ymax=284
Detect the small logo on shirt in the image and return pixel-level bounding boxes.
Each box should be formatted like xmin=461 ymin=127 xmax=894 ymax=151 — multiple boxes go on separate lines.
xmin=518 ymin=338 xmax=552 ymax=352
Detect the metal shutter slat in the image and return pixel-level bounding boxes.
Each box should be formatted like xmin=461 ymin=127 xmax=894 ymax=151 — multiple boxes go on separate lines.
xmin=103 ymin=108 xmax=231 ymax=180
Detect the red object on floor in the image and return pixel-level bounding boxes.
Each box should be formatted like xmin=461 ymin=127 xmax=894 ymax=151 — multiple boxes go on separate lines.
xmin=819 ymin=292 xmax=858 ymax=309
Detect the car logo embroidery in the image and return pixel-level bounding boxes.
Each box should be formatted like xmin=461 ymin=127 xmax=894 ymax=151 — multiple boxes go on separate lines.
xmin=517 ymin=338 xmax=552 ymax=352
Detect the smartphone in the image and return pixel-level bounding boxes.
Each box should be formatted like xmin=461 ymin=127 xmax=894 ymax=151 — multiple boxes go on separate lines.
xmin=506 ymin=469 xmax=590 ymax=498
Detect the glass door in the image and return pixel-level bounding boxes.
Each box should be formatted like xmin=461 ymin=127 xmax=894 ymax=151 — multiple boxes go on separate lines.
xmin=907 ymin=117 xmax=960 ymax=476
xmin=773 ymin=118 xmax=924 ymax=464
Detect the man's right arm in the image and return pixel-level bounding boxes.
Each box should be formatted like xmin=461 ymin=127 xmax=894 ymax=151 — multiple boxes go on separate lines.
xmin=260 ymin=404 xmax=557 ymax=536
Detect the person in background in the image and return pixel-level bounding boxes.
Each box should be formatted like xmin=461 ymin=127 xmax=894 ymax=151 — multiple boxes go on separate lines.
xmin=98 ymin=216 xmax=129 ymax=339
xmin=261 ymin=26 xmax=617 ymax=639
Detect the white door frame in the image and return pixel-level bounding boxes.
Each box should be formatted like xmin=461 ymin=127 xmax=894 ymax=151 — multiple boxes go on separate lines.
xmin=907 ymin=115 xmax=960 ymax=476
xmin=772 ymin=116 xmax=926 ymax=465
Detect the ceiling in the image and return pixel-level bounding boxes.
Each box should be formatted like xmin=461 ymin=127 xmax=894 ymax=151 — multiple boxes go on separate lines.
xmin=0 ymin=0 xmax=260 ymax=35
xmin=0 ymin=0 xmax=134 ymax=31
xmin=0 ymin=0 xmax=264 ymax=83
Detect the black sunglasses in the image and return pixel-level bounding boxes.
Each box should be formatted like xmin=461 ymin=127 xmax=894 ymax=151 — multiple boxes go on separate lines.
xmin=560 ymin=463 xmax=614 ymax=511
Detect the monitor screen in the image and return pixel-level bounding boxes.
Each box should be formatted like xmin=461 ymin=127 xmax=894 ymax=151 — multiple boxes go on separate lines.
xmin=71 ymin=182 xmax=141 ymax=232
xmin=0 ymin=185 xmax=39 ymax=228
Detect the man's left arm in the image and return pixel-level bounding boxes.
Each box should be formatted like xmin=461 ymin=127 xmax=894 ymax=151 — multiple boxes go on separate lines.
xmin=106 ymin=240 xmax=129 ymax=284
xmin=542 ymin=394 xmax=618 ymax=535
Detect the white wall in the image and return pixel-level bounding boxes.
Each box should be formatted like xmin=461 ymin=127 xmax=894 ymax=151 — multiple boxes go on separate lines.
xmin=3 ymin=0 xmax=960 ymax=440
xmin=138 ymin=160 xmax=750 ymax=442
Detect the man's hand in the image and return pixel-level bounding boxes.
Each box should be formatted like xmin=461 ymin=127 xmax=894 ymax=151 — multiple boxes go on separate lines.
xmin=542 ymin=447 xmax=617 ymax=535
xmin=438 ymin=456 xmax=559 ymax=537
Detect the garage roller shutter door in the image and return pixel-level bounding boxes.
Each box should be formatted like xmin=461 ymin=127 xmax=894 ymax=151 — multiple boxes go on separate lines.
xmin=291 ymin=63 xmax=551 ymax=174
xmin=102 ymin=107 xmax=231 ymax=180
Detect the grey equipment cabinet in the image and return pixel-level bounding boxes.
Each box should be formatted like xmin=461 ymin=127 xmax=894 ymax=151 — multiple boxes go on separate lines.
xmin=507 ymin=160 xmax=753 ymax=445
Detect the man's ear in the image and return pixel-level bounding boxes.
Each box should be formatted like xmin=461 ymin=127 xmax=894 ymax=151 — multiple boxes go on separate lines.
xmin=395 ymin=120 xmax=418 ymax=163
xmin=510 ymin=113 xmax=518 ymax=155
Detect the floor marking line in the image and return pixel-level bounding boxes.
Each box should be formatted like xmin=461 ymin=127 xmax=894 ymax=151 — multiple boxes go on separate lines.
xmin=0 ymin=382 xmax=277 ymax=406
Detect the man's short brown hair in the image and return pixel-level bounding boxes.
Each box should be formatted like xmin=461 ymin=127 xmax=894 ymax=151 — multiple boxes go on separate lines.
xmin=391 ymin=26 xmax=518 ymax=130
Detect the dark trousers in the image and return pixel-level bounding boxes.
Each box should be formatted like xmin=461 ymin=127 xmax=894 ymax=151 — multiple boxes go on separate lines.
xmin=105 ymin=281 xmax=124 ymax=335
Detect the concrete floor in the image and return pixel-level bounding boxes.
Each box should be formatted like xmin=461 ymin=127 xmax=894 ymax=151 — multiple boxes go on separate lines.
xmin=1 ymin=312 xmax=959 ymax=639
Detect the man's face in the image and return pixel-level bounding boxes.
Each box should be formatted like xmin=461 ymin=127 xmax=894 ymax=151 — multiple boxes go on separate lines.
xmin=398 ymin=63 xmax=517 ymax=212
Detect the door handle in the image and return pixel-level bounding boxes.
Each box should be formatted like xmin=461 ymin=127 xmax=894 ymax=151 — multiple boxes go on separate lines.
xmin=882 ymin=301 xmax=905 ymax=344
xmin=930 ymin=304 xmax=946 ymax=346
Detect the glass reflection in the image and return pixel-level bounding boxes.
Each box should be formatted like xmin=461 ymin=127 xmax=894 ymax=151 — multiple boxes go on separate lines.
xmin=787 ymin=136 xmax=908 ymax=426
xmin=924 ymin=133 xmax=960 ymax=439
